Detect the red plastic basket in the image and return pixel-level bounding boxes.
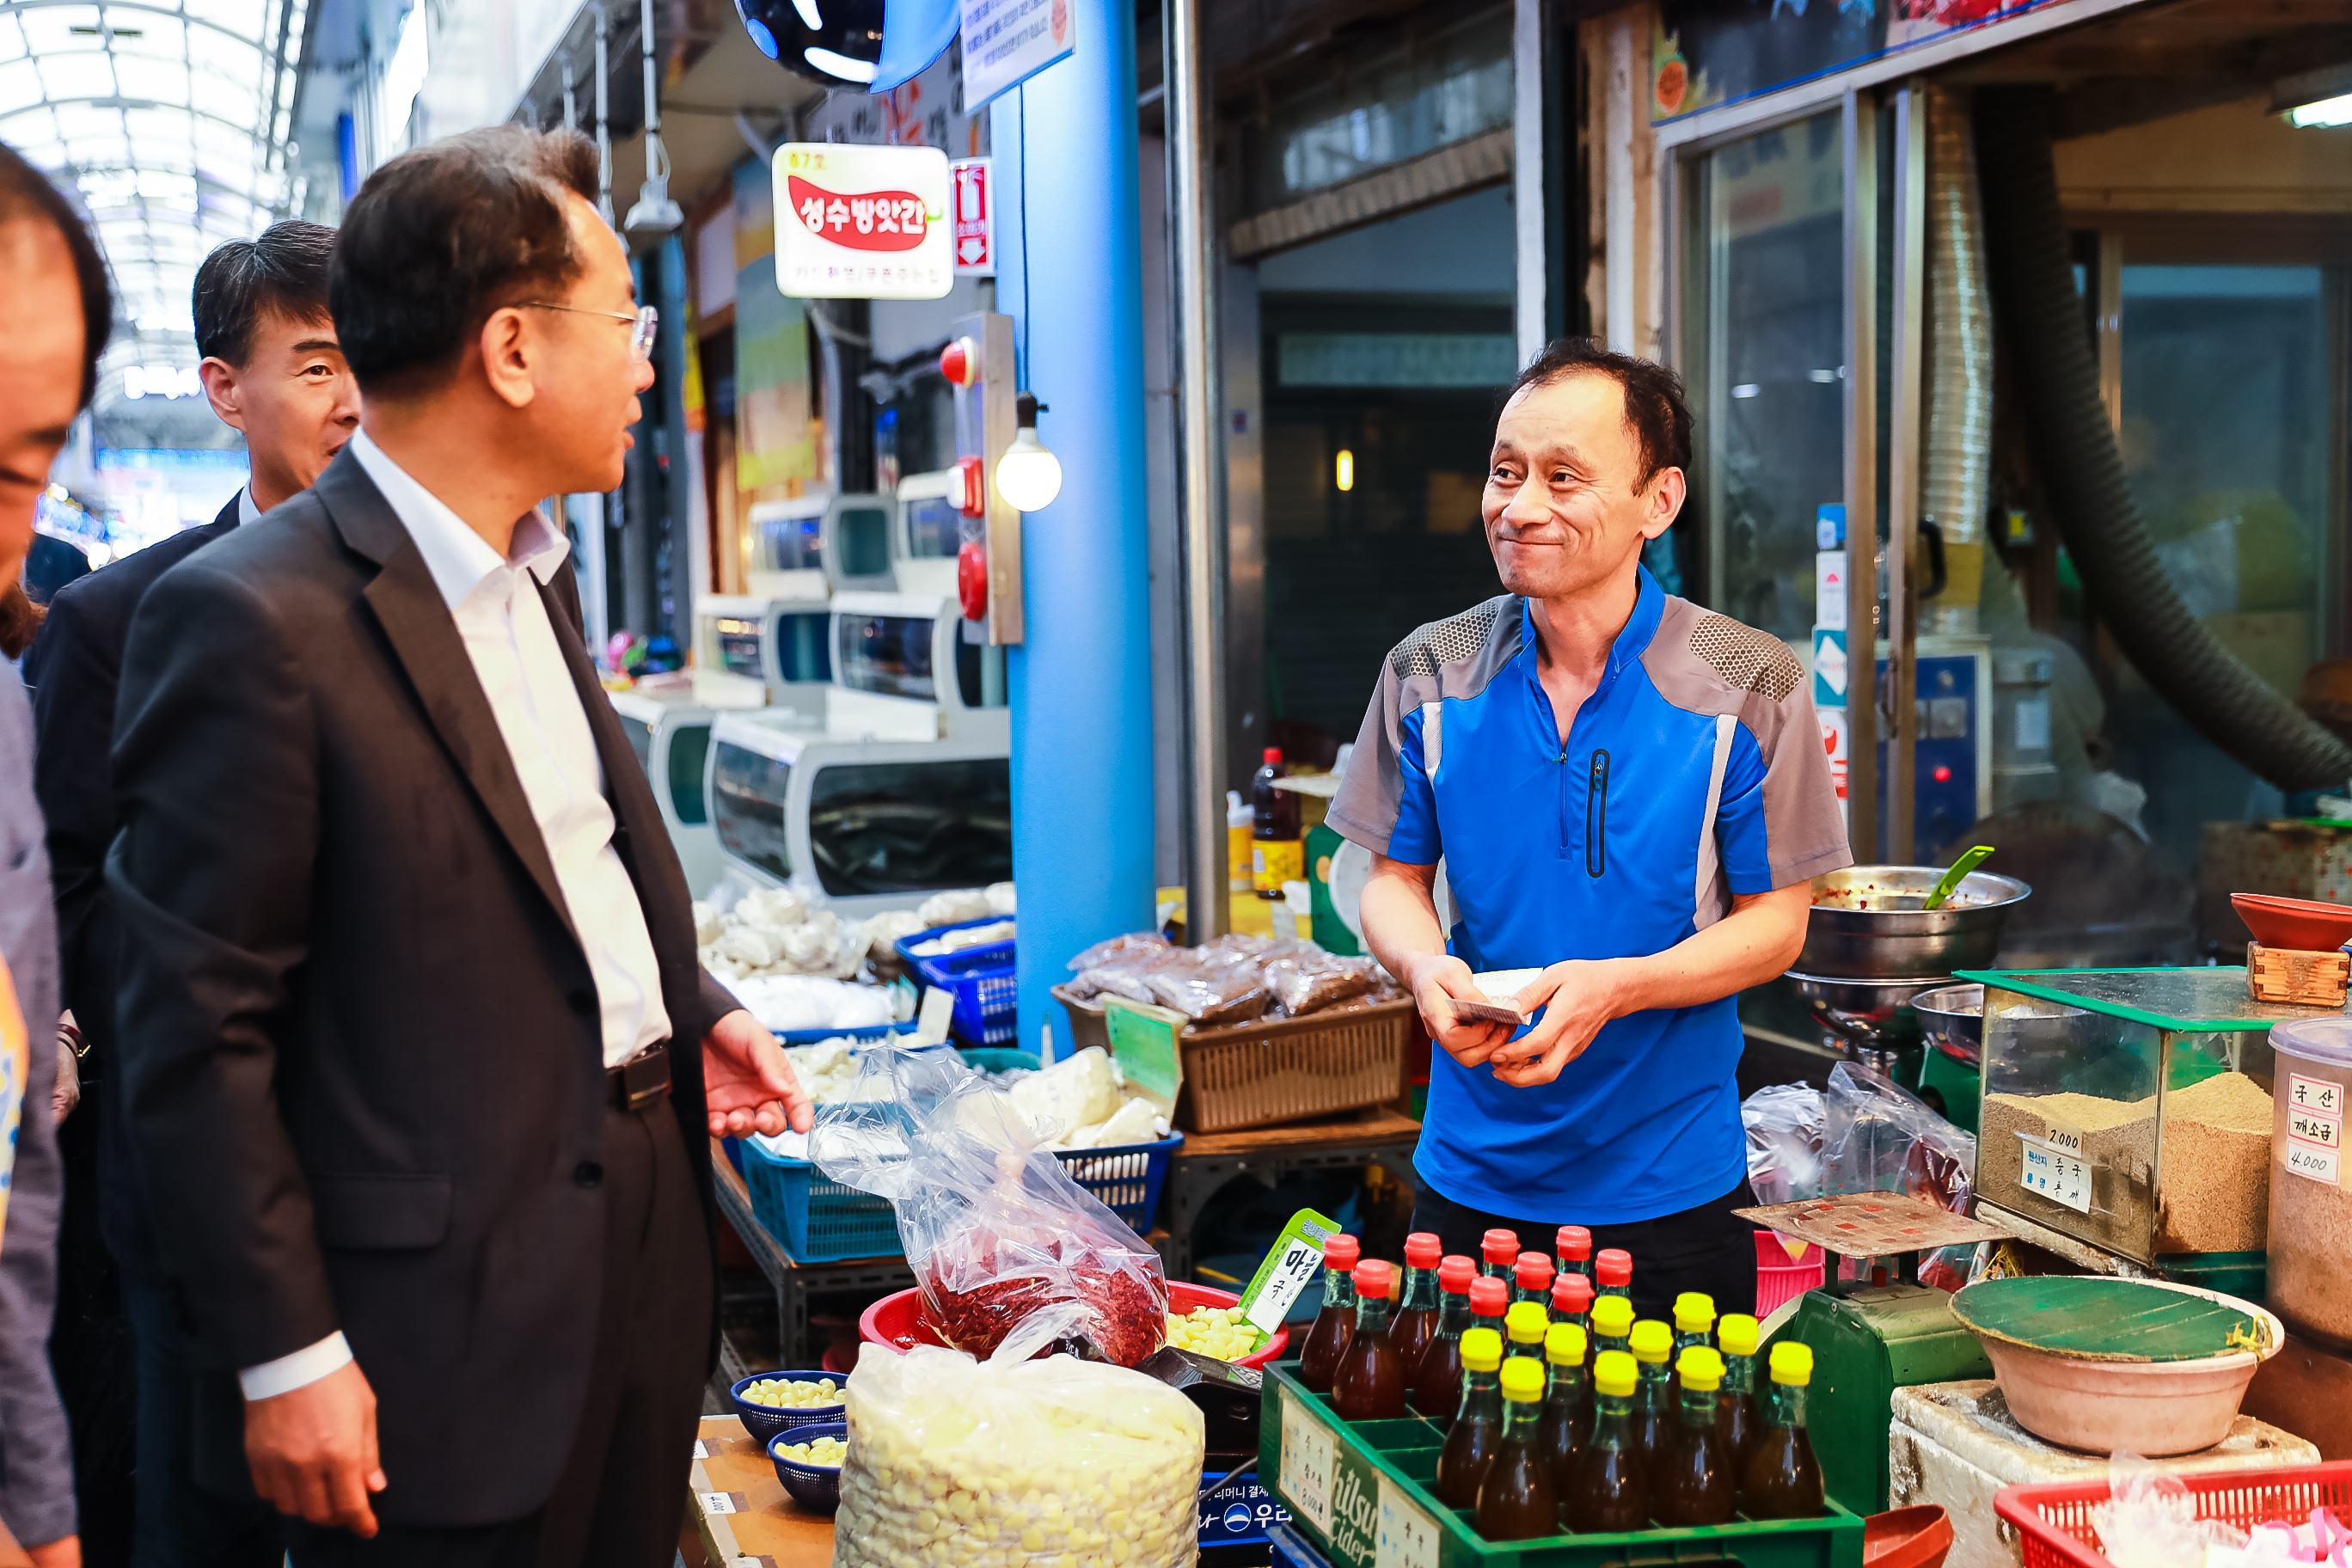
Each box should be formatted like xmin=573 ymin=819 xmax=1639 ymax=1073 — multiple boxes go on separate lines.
xmin=1994 ymin=1464 xmax=2352 ymax=1568
xmin=1756 ymin=1228 xmax=1826 ymax=1316
xmin=857 ymin=1280 xmax=1290 ymax=1369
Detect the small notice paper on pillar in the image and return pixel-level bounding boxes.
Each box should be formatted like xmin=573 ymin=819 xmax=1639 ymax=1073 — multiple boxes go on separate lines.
xmin=959 ymin=0 xmax=1075 ymax=111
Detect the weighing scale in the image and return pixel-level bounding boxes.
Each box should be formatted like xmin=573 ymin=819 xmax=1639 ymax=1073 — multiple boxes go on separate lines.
xmin=827 ymin=591 xmax=1007 ymax=745
xmin=609 ymin=686 xmax=762 ymax=897
xmin=706 ymin=709 xmax=1012 ymax=919
xmin=693 ymin=592 xmax=833 ymax=720
xmin=892 ymin=468 xmax=965 ymax=601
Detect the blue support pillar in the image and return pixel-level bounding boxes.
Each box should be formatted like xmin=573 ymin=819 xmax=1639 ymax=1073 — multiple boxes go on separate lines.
xmin=994 ymin=9 xmax=1156 ymax=1059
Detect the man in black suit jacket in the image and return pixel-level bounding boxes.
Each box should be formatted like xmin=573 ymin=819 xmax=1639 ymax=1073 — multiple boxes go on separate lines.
xmin=107 ymin=126 xmax=812 ymax=1565
xmin=27 ymin=218 xmax=355 ymax=1567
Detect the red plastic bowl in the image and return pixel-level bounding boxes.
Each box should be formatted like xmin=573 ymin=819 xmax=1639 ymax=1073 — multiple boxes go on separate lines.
xmin=2232 ymin=892 xmax=2352 ymax=951
xmin=1865 ymin=1506 xmax=1953 ymax=1568
xmin=857 ymin=1281 xmax=1290 ymax=1369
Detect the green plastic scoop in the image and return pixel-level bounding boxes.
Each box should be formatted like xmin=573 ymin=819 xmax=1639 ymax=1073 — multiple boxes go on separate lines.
xmin=1920 ymin=845 xmax=1994 ymax=910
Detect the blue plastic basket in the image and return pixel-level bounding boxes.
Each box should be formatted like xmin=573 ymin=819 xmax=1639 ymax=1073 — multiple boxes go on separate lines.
xmin=894 ymin=918 xmax=1019 ymax=1045
xmin=769 ymin=1421 xmax=846 ymax=1513
xmin=737 ymin=1134 xmax=903 ymax=1263
xmin=1057 ymin=1133 xmax=1182 ymax=1232
xmin=775 ymin=1018 xmax=916 ymax=1047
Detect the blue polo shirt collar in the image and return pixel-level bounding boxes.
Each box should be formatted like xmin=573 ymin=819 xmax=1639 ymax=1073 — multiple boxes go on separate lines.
xmin=1515 ymin=563 xmax=1667 ymax=697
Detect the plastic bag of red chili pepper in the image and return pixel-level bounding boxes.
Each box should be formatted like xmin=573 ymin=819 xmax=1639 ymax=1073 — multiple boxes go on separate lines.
xmin=810 ymin=1040 xmax=1169 ymax=1367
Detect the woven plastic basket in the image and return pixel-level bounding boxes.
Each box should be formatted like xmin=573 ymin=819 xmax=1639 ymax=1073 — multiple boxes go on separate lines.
xmin=1994 ymin=1463 xmax=2352 ymax=1568
xmin=1056 ymin=985 xmax=1413 ymax=1132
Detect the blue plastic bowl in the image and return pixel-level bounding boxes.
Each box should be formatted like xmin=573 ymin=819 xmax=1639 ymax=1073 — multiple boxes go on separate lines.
xmin=769 ymin=1421 xmax=846 ymax=1513
xmin=728 ymin=1370 xmax=846 ymax=1446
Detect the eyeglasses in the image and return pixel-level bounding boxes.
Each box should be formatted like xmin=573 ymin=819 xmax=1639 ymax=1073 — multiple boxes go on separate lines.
xmin=517 ymin=302 xmax=659 ymax=361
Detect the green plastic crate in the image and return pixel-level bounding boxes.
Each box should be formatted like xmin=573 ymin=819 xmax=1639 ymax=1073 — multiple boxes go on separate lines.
xmin=1258 ymin=1361 xmax=1865 ymax=1568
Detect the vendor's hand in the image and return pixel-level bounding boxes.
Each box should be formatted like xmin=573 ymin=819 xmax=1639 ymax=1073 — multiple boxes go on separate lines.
xmin=1487 ymin=961 xmax=1626 ymax=1087
xmin=25 ymin=1534 xmax=82 ymax=1568
xmin=245 ymin=1360 xmax=383 ymax=1536
xmin=1402 ymin=952 xmax=1517 ymax=1068
xmin=52 ymin=1019 xmax=80 ymax=1126
xmin=703 ymin=1008 xmax=814 ymax=1137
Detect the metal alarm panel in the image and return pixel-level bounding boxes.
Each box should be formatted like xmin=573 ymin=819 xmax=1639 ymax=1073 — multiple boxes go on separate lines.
xmin=825 ymin=590 xmax=1008 ymax=745
xmin=950 ymin=311 xmax=1022 ymax=644
xmin=706 ymin=710 xmax=1013 ymax=919
xmin=1875 ymin=634 xmax=1994 ymax=857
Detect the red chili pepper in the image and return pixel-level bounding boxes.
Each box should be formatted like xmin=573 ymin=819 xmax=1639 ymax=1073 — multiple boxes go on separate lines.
xmin=918 ymin=1232 xmax=1168 ymax=1368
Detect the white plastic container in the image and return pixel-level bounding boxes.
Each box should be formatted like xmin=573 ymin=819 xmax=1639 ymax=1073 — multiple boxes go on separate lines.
xmin=2265 ymin=1017 xmax=2352 ymax=1351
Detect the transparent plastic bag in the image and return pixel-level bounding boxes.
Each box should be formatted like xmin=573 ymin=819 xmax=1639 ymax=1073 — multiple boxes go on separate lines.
xmin=1068 ymin=932 xmax=1172 ymax=972
xmin=1821 ymin=1062 xmax=1977 ymax=1289
xmin=1742 ymin=1082 xmax=1827 ymax=1207
xmin=812 ymin=1043 xmax=1169 ymax=1366
xmin=835 ymin=1322 xmax=1205 ymax=1568
xmin=1144 ymin=948 xmax=1271 ymax=1025
xmin=1261 ymin=940 xmax=1376 ymax=1017
xmin=2090 ymin=1455 xmax=2249 ymax=1568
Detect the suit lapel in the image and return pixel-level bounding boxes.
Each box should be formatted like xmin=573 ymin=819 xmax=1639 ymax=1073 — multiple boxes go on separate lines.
xmin=315 ymin=451 xmax=580 ymax=944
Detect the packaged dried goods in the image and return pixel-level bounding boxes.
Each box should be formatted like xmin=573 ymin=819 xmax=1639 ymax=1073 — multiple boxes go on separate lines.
xmin=1144 ymin=949 xmax=1271 ymax=1025
xmin=813 ymin=1044 xmax=1169 ymax=1367
xmin=833 ymin=1323 xmax=1204 ymax=1568
xmin=1261 ymin=941 xmax=1376 ymax=1017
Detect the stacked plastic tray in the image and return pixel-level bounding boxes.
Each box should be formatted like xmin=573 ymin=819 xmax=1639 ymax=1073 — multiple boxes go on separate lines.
xmin=896 ymin=917 xmax=1018 ymax=1045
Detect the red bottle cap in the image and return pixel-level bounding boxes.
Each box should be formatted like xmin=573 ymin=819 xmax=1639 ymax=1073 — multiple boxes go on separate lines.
xmin=1437 ymin=1255 xmax=1476 ymax=1293
xmin=1405 ymin=1233 xmax=1442 ymax=1270
xmin=1480 ymin=1228 xmax=1520 ymax=1265
xmin=1264 ymin=747 xmax=1283 ymax=765
xmin=1552 ymin=1272 xmax=1594 ymax=1315
xmin=1514 ymin=1253 xmax=1555 ymax=1292
xmin=1595 ymin=1248 xmax=1632 ymax=1286
xmin=1324 ymin=1234 xmax=1360 ymax=1270
xmin=1468 ymin=1277 xmax=1510 ymax=1317
xmin=1556 ymin=1225 xmax=1592 ymax=1261
xmin=1352 ymin=1259 xmax=1393 ymax=1299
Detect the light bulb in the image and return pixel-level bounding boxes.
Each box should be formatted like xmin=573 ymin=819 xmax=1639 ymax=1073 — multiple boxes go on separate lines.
xmin=995 ymin=392 xmax=1063 ymax=512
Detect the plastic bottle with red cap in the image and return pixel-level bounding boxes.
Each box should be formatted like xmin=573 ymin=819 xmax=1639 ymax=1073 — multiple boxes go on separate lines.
xmin=1298 ymin=1234 xmax=1359 ymax=1393
xmin=1595 ymin=1246 xmax=1633 ymax=1300
xmin=1332 ymin=1259 xmax=1407 ymax=1420
xmin=1556 ymin=1224 xmax=1594 ymax=1281
xmin=1411 ymin=1255 xmax=1478 ymax=1420
xmin=1512 ymin=1252 xmax=1556 ymax=1317
xmin=1387 ymin=1233 xmax=1444 ymax=1374
xmin=1479 ymin=1228 xmax=1521 ymax=1277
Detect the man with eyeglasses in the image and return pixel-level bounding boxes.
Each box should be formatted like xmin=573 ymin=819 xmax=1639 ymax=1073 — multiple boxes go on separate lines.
xmin=106 ymin=126 xmax=812 ymax=1566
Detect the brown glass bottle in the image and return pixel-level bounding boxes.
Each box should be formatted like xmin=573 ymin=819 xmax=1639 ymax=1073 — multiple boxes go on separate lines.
xmin=1436 ymin=1328 xmax=1504 ymax=1509
xmin=1563 ymin=1350 xmax=1649 ymax=1533
xmin=1424 ymin=1275 xmax=1510 ymax=1430
xmin=1666 ymin=1292 xmax=1716 ymax=1406
xmin=1411 ymin=1256 xmax=1478 ymax=1421
xmin=1536 ymin=1324 xmax=1588 ymax=1498
xmin=1653 ymin=1349 xmax=1735 ymax=1527
xmin=1742 ymin=1344 xmax=1824 ymax=1519
xmin=1716 ymin=1314 xmax=1763 ymax=1478
xmin=1479 ymin=1228 xmax=1520 ymax=1277
xmin=1387 ymin=1233 xmax=1443 ymax=1376
xmin=1627 ymin=1320 xmax=1675 ymax=1471
xmin=1331 ymin=1259 xmax=1406 ymax=1421
xmin=1474 ymin=1358 xmax=1558 ymax=1540
xmin=1555 ymin=1225 xmax=1592 ymax=1284
xmin=1297 ymin=1234 xmax=1359 ymax=1393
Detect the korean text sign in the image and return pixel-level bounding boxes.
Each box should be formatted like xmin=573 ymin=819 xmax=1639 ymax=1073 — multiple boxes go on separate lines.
xmin=773 ymin=143 xmax=953 ymax=301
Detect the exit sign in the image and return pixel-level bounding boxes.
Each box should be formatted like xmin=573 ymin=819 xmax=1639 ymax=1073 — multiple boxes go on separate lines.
xmin=952 ymin=157 xmax=994 ymax=275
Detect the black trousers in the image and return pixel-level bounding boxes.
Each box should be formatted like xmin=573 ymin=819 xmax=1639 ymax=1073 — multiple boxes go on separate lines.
xmin=285 ymin=1097 xmax=714 ymax=1568
xmin=1409 ymin=1174 xmax=1761 ymax=1323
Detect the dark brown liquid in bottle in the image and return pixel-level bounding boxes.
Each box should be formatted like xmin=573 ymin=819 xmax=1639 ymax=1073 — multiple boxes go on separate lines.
xmin=1742 ymin=1426 xmax=1825 ymax=1519
xmin=1562 ymin=1393 xmax=1649 ymax=1534
xmin=1298 ymin=1303 xmax=1353 ymax=1393
xmin=1388 ymin=1305 xmax=1436 ymax=1378
xmin=1332 ymin=1299 xmax=1406 ymax=1421
xmin=1414 ymin=1334 xmax=1465 ymax=1426
xmin=1475 ymin=1437 xmax=1559 ymax=1542
xmin=1436 ymin=1385 xmax=1501 ymax=1509
xmin=1718 ymin=1388 xmax=1761 ymax=1478
xmin=1653 ymin=1396 xmax=1736 ymax=1527
xmin=1537 ymin=1375 xmax=1585 ymax=1498
xmin=1632 ymin=1367 xmax=1673 ymax=1473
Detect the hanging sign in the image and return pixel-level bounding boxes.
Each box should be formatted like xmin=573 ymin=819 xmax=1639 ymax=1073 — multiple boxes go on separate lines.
xmin=773 ymin=143 xmax=953 ymax=301
xmin=950 ymin=157 xmax=995 ymax=274
xmin=959 ymin=0 xmax=1075 ymax=112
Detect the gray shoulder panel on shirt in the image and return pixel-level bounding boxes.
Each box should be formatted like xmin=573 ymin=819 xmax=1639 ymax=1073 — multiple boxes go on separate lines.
xmin=1384 ymin=594 xmax=1522 ymax=707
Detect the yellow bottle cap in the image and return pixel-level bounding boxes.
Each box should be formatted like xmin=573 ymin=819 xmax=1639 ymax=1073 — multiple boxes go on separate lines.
xmin=1629 ymin=1320 xmax=1673 ymax=1363
xmin=1499 ymin=1357 xmax=1547 ymax=1403
xmin=1718 ymin=1314 xmax=1761 ymax=1357
xmin=1769 ymin=1341 xmax=1815 ymax=1387
xmin=1461 ymin=1327 xmax=1504 ymax=1373
xmin=1591 ymin=1295 xmax=1635 ymax=1337
xmin=1674 ymin=1292 xmax=1718 ymax=1333
xmin=1592 ymin=1349 xmax=1638 ymax=1398
xmin=1545 ymin=1322 xmax=1588 ymax=1366
xmin=1505 ymin=1302 xmax=1547 ymax=1344
xmin=1677 ymin=1346 xmax=1725 ymax=1392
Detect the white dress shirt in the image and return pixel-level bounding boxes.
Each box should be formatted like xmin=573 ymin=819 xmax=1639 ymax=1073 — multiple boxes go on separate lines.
xmin=240 ymin=430 xmax=672 ymax=1401
xmin=236 ymin=486 xmax=260 ymax=526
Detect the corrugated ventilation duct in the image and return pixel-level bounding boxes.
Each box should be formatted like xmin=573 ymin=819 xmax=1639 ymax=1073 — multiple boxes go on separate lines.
xmin=1920 ymin=86 xmax=1992 ymax=638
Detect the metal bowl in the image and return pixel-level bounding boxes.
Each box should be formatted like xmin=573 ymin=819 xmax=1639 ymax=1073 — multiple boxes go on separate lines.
xmin=1784 ymin=971 xmax=1951 ymax=1052
xmin=1911 ymin=982 xmax=1984 ymax=1066
xmin=1799 ymin=865 xmax=2032 ymax=978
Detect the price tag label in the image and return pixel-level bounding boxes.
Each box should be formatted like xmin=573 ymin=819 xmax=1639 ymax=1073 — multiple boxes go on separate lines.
xmin=2017 ymin=1132 xmax=2091 ymax=1213
xmin=916 ymin=983 xmax=957 ymax=1045
xmin=693 ymin=1438 xmax=711 ymax=1459
xmin=700 ymin=1491 xmax=741 ymax=1515
xmin=2286 ymin=1142 xmax=2341 ymax=1186
xmin=1375 ymin=1474 xmax=1442 ymax=1568
xmin=1238 ymin=1208 xmax=1343 ymax=1336
xmin=1277 ymin=1388 xmax=1334 ymax=1536
xmin=2288 ymin=1074 xmax=2344 ymax=1119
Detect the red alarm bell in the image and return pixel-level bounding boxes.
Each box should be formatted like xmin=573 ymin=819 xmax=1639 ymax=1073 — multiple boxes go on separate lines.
xmin=954 ymin=454 xmax=986 ymax=518
xmin=958 ymin=540 xmax=989 ymax=622
xmin=940 ymin=335 xmax=981 ymax=388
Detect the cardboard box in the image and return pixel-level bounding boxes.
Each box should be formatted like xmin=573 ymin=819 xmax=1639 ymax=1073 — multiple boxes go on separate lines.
xmin=688 ymin=1416 xmax=836 ymax=1568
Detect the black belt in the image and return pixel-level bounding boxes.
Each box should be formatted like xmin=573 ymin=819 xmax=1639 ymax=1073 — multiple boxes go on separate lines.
xmin=607 ymin=1044 xmax=671 ymax=1112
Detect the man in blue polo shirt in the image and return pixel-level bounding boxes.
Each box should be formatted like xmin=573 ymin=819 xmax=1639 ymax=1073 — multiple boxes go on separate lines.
xmin=1329 ymin=339 xmax=1850 ymax=1319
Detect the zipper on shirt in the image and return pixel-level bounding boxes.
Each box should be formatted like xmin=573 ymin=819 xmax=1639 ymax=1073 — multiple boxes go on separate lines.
xmin=1586 ymin=749 xmax=1609 ymax=878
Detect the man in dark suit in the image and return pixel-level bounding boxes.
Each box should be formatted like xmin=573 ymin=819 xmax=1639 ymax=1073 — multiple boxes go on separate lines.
xmin=27 ymin=218 xmax=354 ymax=1568
xmin=107 ymin=126 xmax=812 ymax=1565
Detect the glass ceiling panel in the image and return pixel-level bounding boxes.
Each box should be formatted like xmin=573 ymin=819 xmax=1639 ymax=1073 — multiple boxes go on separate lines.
xmin=0 ymin=0 xmax=308 ymax=400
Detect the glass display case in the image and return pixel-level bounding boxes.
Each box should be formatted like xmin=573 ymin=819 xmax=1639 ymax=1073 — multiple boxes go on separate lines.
xmin=1956 ymin=967 xmax=2332 ymax=1265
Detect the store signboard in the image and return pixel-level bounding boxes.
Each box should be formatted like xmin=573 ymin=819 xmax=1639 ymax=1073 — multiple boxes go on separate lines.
xmin=959 ymin=0 xmax=1075 ymax=111
xmin=773 ymin=143 xmax=954 ymax=301
xmin=1651 ymin=0 xmax=2094 ymax=124
xmin=951 ymin=157 xmax=995 ymax=274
